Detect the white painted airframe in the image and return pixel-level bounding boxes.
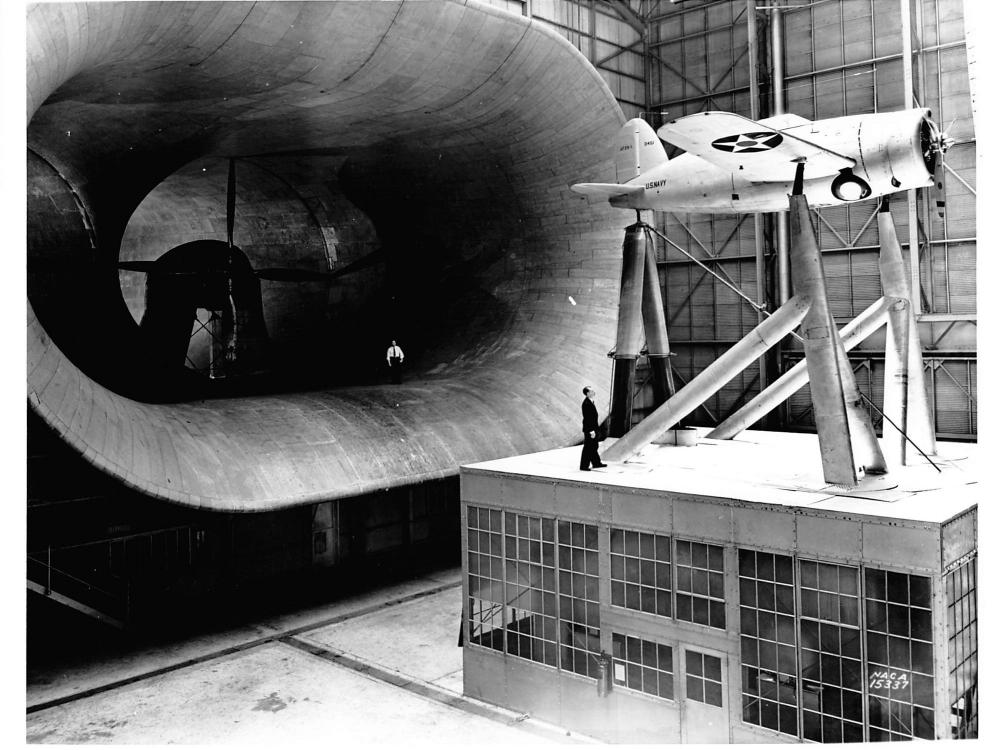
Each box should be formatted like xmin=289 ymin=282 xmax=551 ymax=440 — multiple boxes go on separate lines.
xmin=571 ymin=108 xmax=950 ymax=213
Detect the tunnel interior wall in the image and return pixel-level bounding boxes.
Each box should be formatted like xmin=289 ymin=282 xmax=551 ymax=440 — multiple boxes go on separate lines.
xmin=26 ymin=0 xmax=627 ymax=510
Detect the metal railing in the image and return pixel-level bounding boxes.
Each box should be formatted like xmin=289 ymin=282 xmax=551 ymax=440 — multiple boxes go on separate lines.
xmin=27 ymin=547 xmax=130 ymax=628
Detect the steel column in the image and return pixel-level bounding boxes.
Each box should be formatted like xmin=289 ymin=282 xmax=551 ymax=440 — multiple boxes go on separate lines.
xmin=748 ymin=1 xmax=773 ymax=412
xmin=900 ymin=0 xmax=925 ymax=315
xmin=771 ymin=4 xmax=791 ymax=304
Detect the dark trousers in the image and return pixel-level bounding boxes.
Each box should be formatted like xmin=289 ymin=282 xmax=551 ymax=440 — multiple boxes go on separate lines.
xmin=580 ymin=433 xmax=602 ymax=469
xmin=389 ymin=357 xmax=402 ymax=383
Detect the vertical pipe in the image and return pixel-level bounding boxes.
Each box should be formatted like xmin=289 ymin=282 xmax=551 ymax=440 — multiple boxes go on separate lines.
xmin=747 ymin=1 xmax=770 ymax=403
xmin=589 ymin=0 xmax=596 ymax=63
xmin=771 ymin=4 xmax=791 ymax=304
xmin=900 ymin=0 xmax=923 ymax=314
xmin=641 ymin=10 xmax=652 ymax=118
xmin=747 ymin=0 xmax=761 ymax=120
xmin=609 ymin=223 xmax=647 ymax=438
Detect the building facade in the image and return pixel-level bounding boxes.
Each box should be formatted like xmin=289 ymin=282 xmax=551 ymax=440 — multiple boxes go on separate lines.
xmin=460 ymin=438 xmax=977 ymax=742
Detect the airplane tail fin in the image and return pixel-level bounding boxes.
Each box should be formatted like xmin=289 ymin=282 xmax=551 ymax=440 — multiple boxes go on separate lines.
xmin=614 ymin=118 xmax=669 ymax=183
xmin=570 ymin=118 xmax=667 ymax=203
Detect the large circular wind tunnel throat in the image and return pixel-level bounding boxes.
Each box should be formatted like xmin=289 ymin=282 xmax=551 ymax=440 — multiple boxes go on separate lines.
xmin=117 ymin=155 xmax=387 ymax=393
xmin=27 ymin=0 xmax=626 ymax=510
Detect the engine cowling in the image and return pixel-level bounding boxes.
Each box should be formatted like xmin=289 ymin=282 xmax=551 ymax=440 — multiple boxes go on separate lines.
xmin=854 ymin=107 xmax=937 ymax=197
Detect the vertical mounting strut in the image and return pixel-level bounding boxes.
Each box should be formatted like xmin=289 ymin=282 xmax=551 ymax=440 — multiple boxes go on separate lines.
xmin=608 ymin=217 xmax=676 ymax=438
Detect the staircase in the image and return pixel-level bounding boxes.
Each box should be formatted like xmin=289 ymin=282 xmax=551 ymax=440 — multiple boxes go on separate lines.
xmin=27 ymin=549 xmax=129 ymax=629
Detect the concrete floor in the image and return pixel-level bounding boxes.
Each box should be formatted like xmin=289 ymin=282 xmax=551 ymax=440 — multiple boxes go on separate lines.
xmin=26 ymin=567 xmax=592 ymax=744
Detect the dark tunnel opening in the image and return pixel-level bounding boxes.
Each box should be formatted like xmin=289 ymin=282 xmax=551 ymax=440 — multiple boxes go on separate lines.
xmin=28 ymin=137 xmax=530 ymax=401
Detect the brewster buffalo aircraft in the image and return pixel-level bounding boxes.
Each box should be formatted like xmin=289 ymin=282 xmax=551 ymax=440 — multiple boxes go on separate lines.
xmin=572 ymin=108 xmax=951 ymax=214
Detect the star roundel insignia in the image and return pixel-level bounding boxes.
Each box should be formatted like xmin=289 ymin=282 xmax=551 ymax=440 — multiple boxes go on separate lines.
xmin=711 ymin=131 xmax=784 ymax=153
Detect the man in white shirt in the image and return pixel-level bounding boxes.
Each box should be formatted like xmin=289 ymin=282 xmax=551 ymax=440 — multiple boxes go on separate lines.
xmin=386 ymin=340 xmax=405 ymax=383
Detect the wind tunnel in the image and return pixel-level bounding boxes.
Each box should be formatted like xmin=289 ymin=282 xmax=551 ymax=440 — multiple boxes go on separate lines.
xmin=27 ymin=1 xmax=626 ymax=511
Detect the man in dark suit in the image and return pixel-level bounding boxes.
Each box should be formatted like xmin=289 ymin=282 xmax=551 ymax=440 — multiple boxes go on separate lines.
xmin=580 ymin=385 xmax=607 ymax=471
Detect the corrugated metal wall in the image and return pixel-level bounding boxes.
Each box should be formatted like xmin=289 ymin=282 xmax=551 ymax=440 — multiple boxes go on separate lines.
xmin=482 ymin=0 xmax=647 ymax=117
xmin=483 ymin=0 xmax=975 ymax=440
xmin=642 ymin=0 xmax=976 ymax=439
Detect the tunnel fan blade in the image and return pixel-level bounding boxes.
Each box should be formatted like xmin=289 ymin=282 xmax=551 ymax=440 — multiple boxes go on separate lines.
xmin=254 ymin=267 xmax=337 ymax=282
xmin=255 ymin=249 xmax=385 ymax=283
xmin=118 ymin=260 xmax=225 ymax=277
xmin=118 ymin=260 xmax=163 ymax=273
xmin=226 ymin=158 xmax=237 ymax=249
xmin=121 ymin=161 xmax=384 ymax=283
xmin=326 ymin=249 xmax=385 ymax=279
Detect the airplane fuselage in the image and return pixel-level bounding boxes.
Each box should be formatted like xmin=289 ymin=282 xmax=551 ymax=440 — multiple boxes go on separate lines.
xmin=610 ymin=109 xmax=935 ymax=213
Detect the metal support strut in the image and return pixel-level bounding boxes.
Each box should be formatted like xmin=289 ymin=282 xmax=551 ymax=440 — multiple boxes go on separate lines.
xmin=787 ymin=163 xmax=887 ymax=484
xmin=603 ymin=168 xmax=937 ymax=486
xmin=608 ymin=218 xmax=677 ymax=438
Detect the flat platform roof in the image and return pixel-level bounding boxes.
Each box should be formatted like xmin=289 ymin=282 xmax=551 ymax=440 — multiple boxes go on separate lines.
xmin=463 ymin=429 xmax=979 ymax=526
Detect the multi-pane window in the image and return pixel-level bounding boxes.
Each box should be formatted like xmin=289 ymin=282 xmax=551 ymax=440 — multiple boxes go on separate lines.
xmin=558 ymin=520 xmax=601 ymax=677
xmin=609 ymin=530 xmax=724 ymax=631
xmin=738 ymin=552 xmax=950 ymax=743
xmin=685 ymin=650 xmax=724 ymax=707
xmin=675 ymin=540 xmax=726 ymax=629
xmin=504 ymin=512 xmax=558 ymax=667
xmin=946 ymin=557 xmax=977 ymax=739
xmin=611 ymin=632 xmax=674 ymax=700
xmin=467 ymin=506 xmax=504 ymax=650
xmin=609 ymin=528 xmax=671 ymax=617
xmin=799 ymin=560 xmax=864 ymax=743
xmin=466 ymin=510 xmax=600 ymax=679
xmin=865 ymin=568 xmax=935 ymax=741
xmin=739 ymin=550 xmax=798 ymax=737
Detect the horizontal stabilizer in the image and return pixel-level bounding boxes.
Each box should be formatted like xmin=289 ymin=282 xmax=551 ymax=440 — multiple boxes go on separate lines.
xmin=571 ymin=182 xmax=644 ymax=199
xmin=657 ymin=111 xmax=855 ymax=181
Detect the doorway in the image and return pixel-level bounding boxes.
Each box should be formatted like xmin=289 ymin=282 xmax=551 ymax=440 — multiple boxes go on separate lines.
xmin=681 ymin=647 xmax=728 ymax=743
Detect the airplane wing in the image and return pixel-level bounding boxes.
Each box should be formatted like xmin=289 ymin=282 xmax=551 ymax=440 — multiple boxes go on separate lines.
xmin=656 ymin=111 xmax=855 ymax=182
xmin=570 ymin=182 xmax=644 ymax=199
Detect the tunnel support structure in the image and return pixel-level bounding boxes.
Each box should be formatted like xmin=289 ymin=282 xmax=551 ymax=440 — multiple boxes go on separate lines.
xmin=605 ymin=171 xmax=919 ymax=487
xmin=641 ymin=235 xmax=676 ymax=407
xmin=787 ymin=190 xmax=887 ymax=484
xmin=877 ymin=198 xmax=937 ymax=465
xmin=609 ymin=219 xmax=676 ymax=438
